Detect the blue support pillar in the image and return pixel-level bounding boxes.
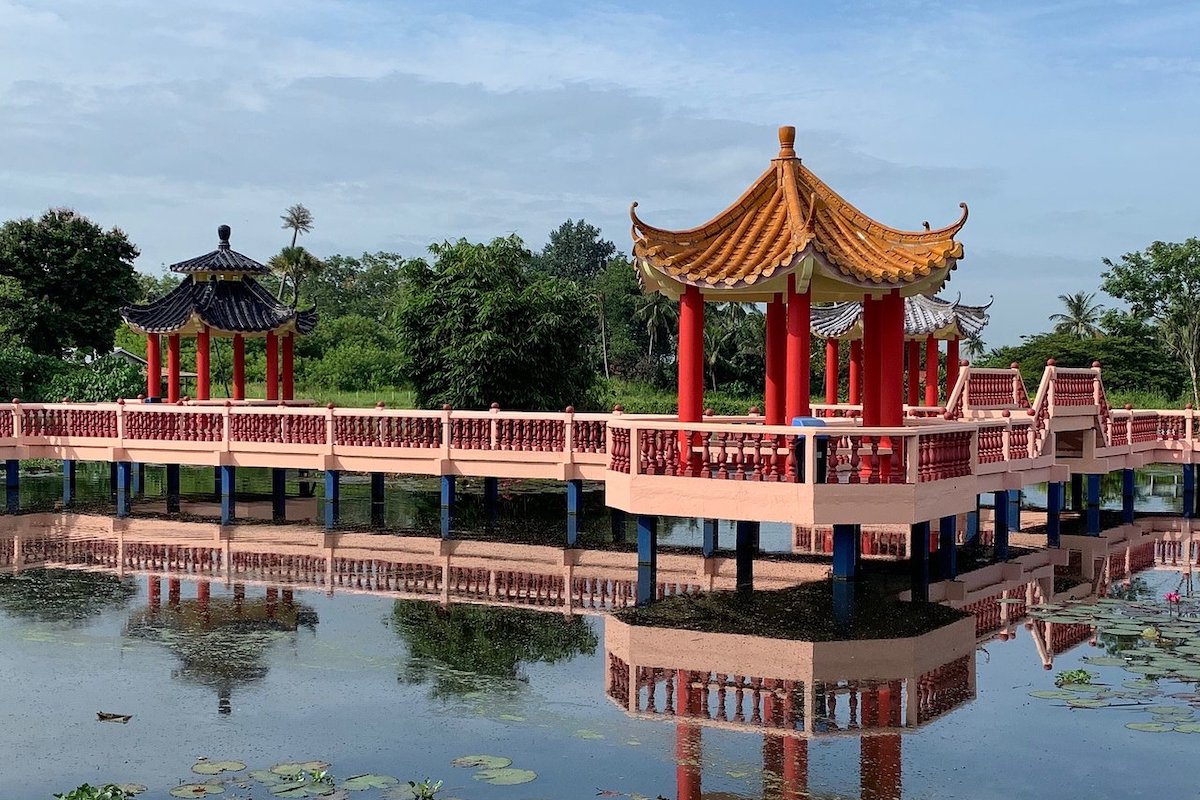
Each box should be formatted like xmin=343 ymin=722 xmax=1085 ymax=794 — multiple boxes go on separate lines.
xmin=271 ymin=468 xmax=287 ymax=523
xmin=832 ymin=579 xmax=855 ymax=631
xmin=1070 ymin=473 xmax=1085 ymax=512
xmin=992 ymin=489 xmax=1009 ymax=562
xmin=1086 ymin=473 xmax=1102 ymax=536
xmin=566 ymin=479 xmax=583 ymax=547
xmin=324 ymin=470 xmax=340 ymax=531
xmin=1007 ymin=489 xmax=1021 ymax=533
xmin=62 ymin=460 xmax=77 ymax=508
xmin=735 ymin=521 xmax=757 ymax=592
xmin=371 ymin=472 xmax=386 ymax=528
xmin=910 ymin=522 xmax=931 ymax=602
xmin=702 ymin=519 xmax=719 ymax=558
xmin=131 ymin=462 xmax=144 ymax=498
xmin=1046 ymin=481 xmax=1063 ymax=548
xmin=483 ymin=476 xmax=499 ymax=527
xmin=440 ymin=475 xmax=455 ymax=539
xmin=965 ymin=495 xmax=981 ymax=547
xmin=219 ymin=465 xmax=236 ymax=525
xmin=165 ymin=464 xmax=181 ymax=514
xmin=832 ymin=524 xmax=860 ymax=580
xmin=108 ymin=461 xmax=117 ymax=502
xmin=1121 ymin=468 xmax=1136 ymax=524
xmin=213 ymin=466 xmax=222 ymax=501
xmin=1184 ymin=464 xmax=1195 ymax=520
xmin=938 ymin=515 xmax=958 ymax=580
xmin=611 ymin=508 xmax=626 ymax=544
xmin=5 ymin=459 xmax=19 ymax=513
xmin=636 ymin=515 xmax=658 ymax=606
xmin=115 ymin=461 xmax=132 ymax=518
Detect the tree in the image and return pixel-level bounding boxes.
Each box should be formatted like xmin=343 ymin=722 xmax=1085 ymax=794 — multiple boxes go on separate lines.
xmin=635 ymin=291 xmax=678 ymax=360
xmin=1048 ymin=291 xmax=1104 ymax=338
xmin=280 ymin=204 xmax=314 ymax=248
xmin=1102 ymin=239 xmax=1200 ymax=405
xmin=593 ymin=256 xmax=650 ymax=379
xmin=964 ymin=335 xmax=986 ymax=360
xmin=302 ymin=251 xmax=408 ymax=323
xmin=268 ymin=246 xmax=324 ymax=307
xmin=393 ymin=236 xmax=599 ymax=410
xmin=534 ymin=219 xmax=616 ymax=283
xmin=0 ymin=208 xmax=139 ymax=356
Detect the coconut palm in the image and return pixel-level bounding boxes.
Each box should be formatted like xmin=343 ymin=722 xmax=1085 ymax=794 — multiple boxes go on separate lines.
xmin=1049 ymin=292 xmax=1104 ymax=338
xmin=635 ymin=292 xmax=678 ymax=359
xmin=964 ymin=335 xmax=986 ymax=360
xmin=268 ymin=246 xmax=324 ymax=307
xmin=280 ymin=204 xmax=314 ymax=248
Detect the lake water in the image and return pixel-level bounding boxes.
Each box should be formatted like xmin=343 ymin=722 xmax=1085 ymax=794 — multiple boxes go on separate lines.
xmin=1 ymin=465 xmax=1197 ymax=799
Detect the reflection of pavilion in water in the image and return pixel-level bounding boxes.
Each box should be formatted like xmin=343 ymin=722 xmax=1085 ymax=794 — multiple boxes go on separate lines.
xmin=605 ymin=615 xmax=977 ymax=800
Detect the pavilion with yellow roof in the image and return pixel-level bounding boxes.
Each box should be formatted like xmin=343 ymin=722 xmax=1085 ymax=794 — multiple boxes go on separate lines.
xmin=631 ymin=125 xmax=968 ymax=428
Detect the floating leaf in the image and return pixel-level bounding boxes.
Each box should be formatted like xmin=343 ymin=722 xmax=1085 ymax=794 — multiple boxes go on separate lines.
xmin=472 ymin=767 xmax=538 ymax=786
xmin=498 ymin=714 xmax=526 ymax=722
xmin=1067 ymin=698 xmax=1109 ymax=708
xmin=1126 ymin=722 xmax=1173 ymax=732
xmin=117 ymin=785 xmax=148 ymax=796
xmin=1083 ymin=656 xmax=1128 ymax=666
xmin=170 ymin=784 xmax=226 ymax=797
xmin=193 ymin=761 xmax=246 ymax=775
xmin=272 ymin=763 xmax=332 ymax=777
xmin=452 ymin=755 xmax=512 ymax=770
xmin=251 ymin=771 xmax=286 ymax=786
xmin=1174 ymin=722 xmax=1200 ymax=733
xmin=340 ymin=774 xmax=400 ymax=791
xmin=1029 ymin=690 xmax=1076 ymax=699
xmin=574 ymin=729 xmax=605 ymax=740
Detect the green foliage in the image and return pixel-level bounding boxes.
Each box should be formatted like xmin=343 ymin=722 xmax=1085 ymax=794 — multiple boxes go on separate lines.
xmin=1049 ymin=291 xmax=1104 ymax=338
xmin=280 ymin=203 xmax=314 ymax=248
xmin=406 ymin=779 xmax=443 ymax=800
xmin=302 ymin=251 xmax=408 ymax=323
xmin=0 ymin=208 xmax=139 ymax=357
xmin=1054 ymin=668 xmax=1095 ymax=687
xmin=44 ymin=356 xmax=145 ymax=402
xmin=268 ymin=246 xmax=324 ymax=307
xmin=604 ymin=378 xmax=761 ymax=415
xmin=394 ymin=236 xmax=598 ymax=410
xmin=54 ymin=785 xmax=134 ymax=800
xmin=594 ymin=255 xmax=650 ymax=378
xmin=533 ymin=218 xmax=615 ymax=282
xmin=0 ymin=570 xmax=137 ymax=625
xmin=299 ymin=314 xmax=402 ymax=391
xmin=0 ymin=346 xmax=70 ymax=400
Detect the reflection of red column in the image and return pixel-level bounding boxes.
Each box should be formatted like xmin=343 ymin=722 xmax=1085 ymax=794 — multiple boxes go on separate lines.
xmin=824 ymin=339 xmax=839 ymax=405
xmin=782 ymin=738 xmax=808 ymax=800
xmin=765 ymin=295 xmax=786 ymax=424
xmin=196 ymin=326 xmax=210 ymax=400
xmin=849 ymin=340 xmax=862 ymax=405
xmin=146 ymin=334 xmax=161 ymax=399
xmin=675 ymin=670 xmax=702 ymax=800
xmin=281 ymin=333 xmax=294 ymax=401
xmin=198 ymin=580 xmax=211 ymax=624
xmin=924 ymin=337 xmax=939 ymax=407
xmin=266 ymin=586 xmax=278 ymax=619
xmin=167 ymin=334 xmax=181 ymax=403
xmin=148 ymin=576 xmax=161 ymax=611
xmin=945 ymin=337 xmax=961 ymax=398
xmin=906 ymin=340 xmax=920 ymax=407
xmin=763 ymin=733 xmax=785 ymax=800
xmin=677 ymin=287 xmax=704 ymax=422
xmin=168 ymin=578 xmax=181 ymax=607
xmin=233 ymin=584 xmax=245 ymax=612
xmin=232 ymin=335 xmax=245 ymax=400
xmin=786 ymin=275 xmax=812 ymax=420
xmin=266 ymin=332 xmax=279 ymax=401
xmin=862 ymin=684 xmax=902 ymax=800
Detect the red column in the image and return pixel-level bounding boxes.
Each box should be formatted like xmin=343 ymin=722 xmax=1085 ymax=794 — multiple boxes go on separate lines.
xmin=145 ymin=333 xmax=161 ymax=399
xmin=785 ymin=275 xmax=811 ymax=421
xmin=232 ymin=335 xmax=245 ymax=401
xmin=945 ymin=337 xmax=961 ymax=399
xmin=879 ymin=292 xmax=905 ymax=427
xmin=924 ymin=337 xmax=940 ymax=407
xmin=265 ymin=332 xmax=279 ymax=402
xmin=167 ymin=334 xmax=181 ymax=403
xmin=765 ymin=295 xmax=786 ymax=424
xmin=906 ymin=339 xmax=921 ymax=407
xmin=861 ymin=299 xmax=881 ymax=426
xmin=281 ymin=332 xmax=295 ymax=401
xmin=677 ymin=286 xmax=704 ymax=421
xmin=824 ymin=339 xmax=839 ymax=405
xmin=195 ymin=327 xmax=210 ymax=400
xmin=849 ymin=339 xmax=863 ymax=405
xmin=675 ymin=669 xmax=701 ymax=800
xmin=782 ymin=738 xmax=808 ymax=800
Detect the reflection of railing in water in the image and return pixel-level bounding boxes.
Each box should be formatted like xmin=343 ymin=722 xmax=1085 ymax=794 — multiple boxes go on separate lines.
xmin=1155 ymin=539 xmax=1200 ymax=566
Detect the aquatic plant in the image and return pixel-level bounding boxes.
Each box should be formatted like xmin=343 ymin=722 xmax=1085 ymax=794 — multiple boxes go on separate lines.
xmin=54 ymin=785 xmax=136 ymax=800
xmin=1055 ymin=669 xmax=1095 ymax=687
xmin=405 ymin=779 xmax=442 ymax=800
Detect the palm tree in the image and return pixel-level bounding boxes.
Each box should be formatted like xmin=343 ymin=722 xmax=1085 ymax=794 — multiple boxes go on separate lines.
xmin=964 ymin=335 xmax=986 ymax=360
xmin=280 ymin=204 xmax=314 ymax=248
xmin=635 ymin=292 xmax=678 ymax=359
xmin=268 ymin=246 xmax=324 ymax=307
xmin=1049 ymin=291 xmax=1104 ymax=338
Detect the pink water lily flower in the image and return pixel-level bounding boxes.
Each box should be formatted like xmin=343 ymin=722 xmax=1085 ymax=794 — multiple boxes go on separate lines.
xmin=1165 ymin=591 xmax=1181 ymax=604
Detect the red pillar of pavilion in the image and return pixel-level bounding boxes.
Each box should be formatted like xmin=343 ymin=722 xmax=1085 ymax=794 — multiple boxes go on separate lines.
xmin=195 ymin=326 xmax=211 ymax=401
xmin=879 ymin=292 xmax=905 ymax=427
xmin=265 ymin=332 xmax=279 ymax=402
xmin=924 ymin=337 xmax=940 ymax=406
xmin=145 ymin=333 xmax=161 ymax=399
xmin=281 ymin=333 xmax=295 ymax=402
xmin=861 ymin=298 xmax=882 ymax=426
xmin=785 ymin=275 xmax=811 ymax=421
xmin=765 ymin=295 xmax=787 ymax=424
xmin=677 ymin=286 xmax=704 ymax=422
xmin=824 ymin=338 xmax=839 ymax=405
xmin=945 ymin=337 xmax=961 ymax=398
xmin=166 ymin=334 xmax=181 ymax=403
xmin=232 ymin=335 xmax=245 ymax=401
xmin=905 ymin=340 xmax=920 ymax=407
xmin=849 ymin=339 xmax=862 ymax=405
xmin=675 ymin=670 xmax=702 ymax=800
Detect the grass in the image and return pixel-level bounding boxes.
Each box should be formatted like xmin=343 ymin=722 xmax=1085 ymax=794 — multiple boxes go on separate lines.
xmin=617 ymin=580 xmax=968 ymax=642
xmin=1106 ymin=389 xmax=1189 ymax=410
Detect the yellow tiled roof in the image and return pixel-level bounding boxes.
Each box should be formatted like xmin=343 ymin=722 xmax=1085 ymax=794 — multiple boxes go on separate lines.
xmin=631 ymin=126 xmax=967 ymax=290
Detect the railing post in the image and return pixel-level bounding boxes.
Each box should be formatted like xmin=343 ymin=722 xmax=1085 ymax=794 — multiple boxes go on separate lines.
xmin=1001 ymin=411 xmax=1011 ymax=462
xmin=905 ymin=431 xmax=920 ymax=484
xmin=325 ymin=404 xmax=336 ymax=454
xmin=489 ymin=402 xmax=499 ymax=449
xmin=1092 ymin=361 xmax=1103 ymax=406
xmin=960 ymin=365 xmax=972 ymax=415
xmin=630 ymin=421 xmax=642 ymax=476
xmin=1046 ymin=360 xmax=1056 ymax=409
xmin=563 ymin=406 xmax=576 ymax=466
xmin=1011 ymin=363 xmax=1022 ymax=405
xmin=441 ymin=405 xmax=453 ymax=460
xmin=115 ymin=399 xmax=126 ymax=441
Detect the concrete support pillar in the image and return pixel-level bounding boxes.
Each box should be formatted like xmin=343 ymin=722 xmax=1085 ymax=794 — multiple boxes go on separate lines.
xmin=219 ymin=465 xmax=236 ymax=525
xmin=566 ymin=479 xmax=583 ymax=547
xmin=1122 ymin=468 xmax=1136 ymax=524
xmin=1184 ymin=464 xmax=1196 ymax=519
xmin=636 ymin=515 xmax=658 ymax=606
xmin=735 ymin=521 xmax=758 ymax=592
xmin=1046 ymin=481 xmax=1063 ymax=548
xmin=910 ymin=522 xmax=930 ymax=602
xmin=108 ymin=461 xmax=117 ymax=501
xmin=765 ymin=295 xmax=786 ymax=424
xmin=611 ymin=508 xmax=627 ymax=544
xmin=115 ymin=461 xmax=132 ymax=518
xmin=832 ymin=524 xmax=859 ymax=580
xmin=785 ymin=275 xmax=812 ymax=420
xmin=966 ymin=495 xmax=981 ymax=546
xmin=440 ymin=475 xmax=455 ymax=538
xmin=702 ymin=518 xmax=719 ymax=558
xmin=483 ymin=476 xmax=499 ymax=526
xmin=824 ymin=338 xmax=839 ymax=405
xmin=938 ymin=515 xmax=957 ymax=580
xmin=1086 ymin=473 xmax=1101 ymax=535
xmin=993 ymin=490 xmax=1009 ymax=561
xmin=165 ymin=464 xmax=181 ymax=514
xmin=324 ymin=470 xmax=340 ymax=530
xmin=832 ymin=579 xmax=855 ymax=631
xmin=677 ymin=285 xmax=704 ymax=422
xmin=62 ymin=460 xmax=77 ymax=508
xmin=371 ymin=472 xmax=386 ymax=528
xmin=1070 ymin=473 xmax=1084 ymax=512
xmin=5 ymin=459 xmax=19 ymax=513
xmin=271 ymin=467 xmax=287 ymax=523
xmin=212 ymin=466 xmax=222 ymax=501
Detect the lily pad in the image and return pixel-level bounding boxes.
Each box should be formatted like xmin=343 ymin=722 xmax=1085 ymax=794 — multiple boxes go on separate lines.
xmin=340 ymin=774 xmax=400 ymax=791
xmin=1067 ymin=698 xmax=1109 ymax=708
xmin=574 ymin=729 xmax=605 ymax=740
xmin=1029 ymin=690 xmax=1076 ymax=699
xmin=251 ymin=771 xmax=286 ymax=786
xmin=272 ymin=763 xmax=332 ymax=777
xmin=1083 ymin=656 xmax=1128 ymax=666
xmin=1174 ymin=722 xmax=1200 ymax=733
xmin=452 ymin=755 xmax=512 ymax=769
xmin=170 ymin=785 xmax=226 ymax=798
xmin=472 ymin=767 xmax=538 ymax=786
xmin=117 ymin=786 xmax=148 ymax=796
xmin=193 ymin=760 xmax=247 ymax=775
xmin=1126 ymin=722 xmax=1174 ymax=732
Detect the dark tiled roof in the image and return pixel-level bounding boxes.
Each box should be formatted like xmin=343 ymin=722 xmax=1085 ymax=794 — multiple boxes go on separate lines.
xmin=169 ymin=224 xmax=271 ymax=275
xmin=120 ymin=277 xmax=317 ymax=335
xmin=811 ymin=294 xmax=991 ymax=340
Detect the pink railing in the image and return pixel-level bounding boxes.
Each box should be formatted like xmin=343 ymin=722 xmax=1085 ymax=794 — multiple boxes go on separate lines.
xmin=21 ymin=407 xmax=118 ymax=438
xmin=1052 ymin=368 xmax=1096 ymax=406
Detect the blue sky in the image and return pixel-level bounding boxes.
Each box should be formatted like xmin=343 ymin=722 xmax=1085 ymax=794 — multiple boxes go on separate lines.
xmin=1 ymin=0 xmax=1197 ymax=346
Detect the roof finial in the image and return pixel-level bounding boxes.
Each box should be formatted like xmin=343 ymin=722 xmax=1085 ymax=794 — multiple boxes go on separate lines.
xmin=218 ymin=224 xmax=231 ymax=249
xmin=777 ymin=125 xmax=796 ymax=159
